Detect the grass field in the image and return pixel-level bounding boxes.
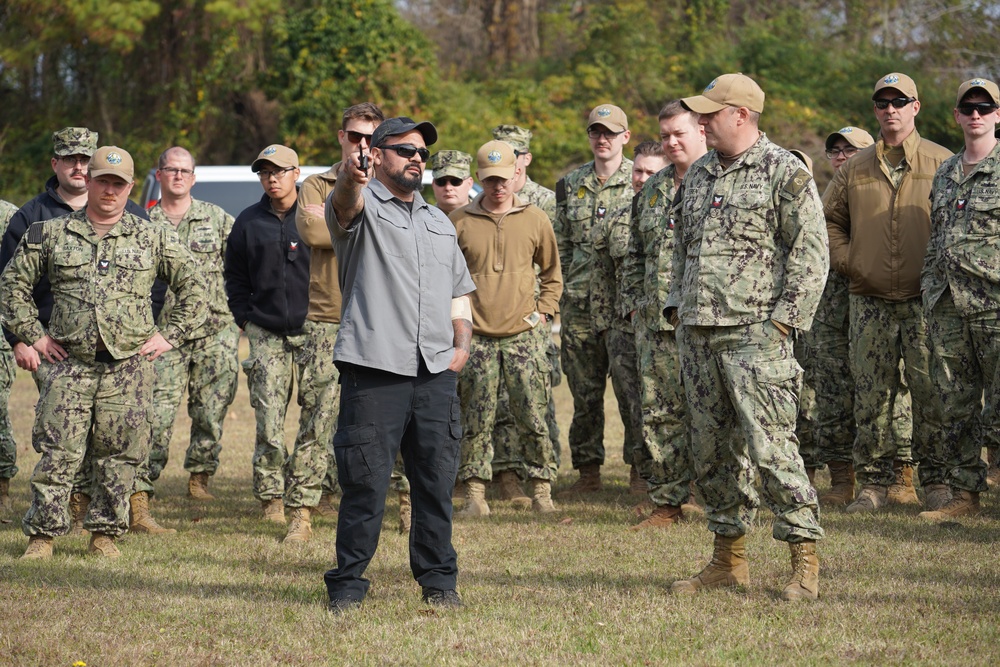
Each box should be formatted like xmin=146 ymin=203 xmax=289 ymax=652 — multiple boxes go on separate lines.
xmin=2 ymin=343 xmax=1000 ymax=666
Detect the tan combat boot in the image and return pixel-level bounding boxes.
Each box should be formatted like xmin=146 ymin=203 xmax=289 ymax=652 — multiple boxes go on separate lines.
xmin=556 ymin=464 xmax=602 ymax=498
xmin=498 ymin=471 xmax=532 ymax=509
xmin=780 ymin=540 xmax=819 ymax=601
xmin=671 ymin=534 xmax=749 ymax=594
xmin=886 ymin=461 xmax=920 ymax=505
xmin=398 ymin=491 xmax=412 ymax=534
xmin=923 ymin=483 xmax=952 ymax=512
xmin=845 ymin=485 xmax=887 ymax=514
xmin=456 ymin=478 xmax=490 ymax=517
xmin=529 ymin=479 xmax=557 ymax=514
xmin=314 ymin=493 xmax=338 ymax=518
xmin=283 ymin=507 xmax=313 ymax=543
xmin=187 ymin=472 xmax=214 ymax=501
xmin=68 ymin=492 xmax=91 ymax=536
xmin=128 ymin=491 xmax=177 ymax=535
xmin=629 ymin=466 xmax=646 ymax=497
xmin=919 ymin=489 xmax=981 ymax=522
xmin=682 ymin=481 xmax=705 ymax=519
xmin=819 ymin=461 xmax=855 ymax=506
xmin=262 ymin=497 xmax=286 ymax=524
xmin=0 ymin=477 xmax=11 ymax=513
xmin=88 ymin=532 xmax=121 ymax=558
xmin=629 ymin=504 xmax=681 ymax=531
xmin=21 ymin=536 xmax=54 ymax=560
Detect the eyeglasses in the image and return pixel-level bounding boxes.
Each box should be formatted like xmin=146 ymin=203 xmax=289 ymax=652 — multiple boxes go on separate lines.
xmin=160 ymin=167 xmax=194 ymax=177
xmin=346 ymin=130 xmax=373 ymax=144
xmin=587 ymin=128 xmax=624 ymax=140
xmin=825 ymin=147 xmax=859 ymax=159
xmin=257 ymin=166 xmax=295 ymax=180
xmin=434 ymin=177 xmax=465 ymax=187
xmin=513 ymin=149 xmax=529 ymax=158
xmin=381 ymin=144 xmax=430 ymax=162
xmin=874 ymin=97 xmax=916 ymax=110
xmin=58 ymin=156 xmax=90 ymax=166
xmin=957 ymin=102 xmax=1000 ymax=116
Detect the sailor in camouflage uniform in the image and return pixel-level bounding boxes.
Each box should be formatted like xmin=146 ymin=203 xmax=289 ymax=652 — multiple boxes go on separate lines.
xmin=429 ymin=150 xmax=475 ymax=214
xmin=1 ymin=146 xmax=206 ymax=559
xmin=553 ymin=105 xmax=636 ymax=495
xmin=0 ymin=200 xmax=18 ymax=513
xmin=919 ymin=78 xmax=1000 ymax=521
xmin=141 ymin=147 xmax=239 ymax=514
xmin=665 ymin=74 xmax=826 ymax=602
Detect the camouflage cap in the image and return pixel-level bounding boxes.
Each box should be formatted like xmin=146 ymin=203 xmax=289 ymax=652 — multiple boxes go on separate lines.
xmin=89 ymin=146 xmax=134 ymax=182
xmin=429 ymin=150 xmax=472 ymax=180
xmin=956 ymin=77 xmax=1000 ymax=106
xmin=492 ymin=124 xmax=532 ymax=152
xmin=53 ymin=127 xmax=98 ymax=157
xmin=825 ymin=126 xmax=875 ymax=151
xmin=872 ymin=72 xmax=918 ymax=100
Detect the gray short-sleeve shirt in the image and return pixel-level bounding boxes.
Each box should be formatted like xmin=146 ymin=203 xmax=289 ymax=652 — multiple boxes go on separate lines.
xmin=327 ymin=178 xmax=476 ymax=376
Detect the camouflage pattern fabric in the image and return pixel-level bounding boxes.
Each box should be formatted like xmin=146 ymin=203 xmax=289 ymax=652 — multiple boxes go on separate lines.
xmin=793 ymin=332 xmax=819 ymax=467
xmin=51 ymin=127 xmax=97 ymax=157
xmin=492 ymin=124 xmax=533 ymax=153
xmin=520 ymin=178 xmax=556 ymax=222
xmin=139 ymin=323 xmax=239 ymax=490
xmin=429 ymin=150 xmax=472 ymax=181
xmin=0 ymin=202 xmax=18 ymax=480
xmin=848 ymin=294 xmax=939 ymax=487
xmin=459 ymin=326 xmax=555 ymax=482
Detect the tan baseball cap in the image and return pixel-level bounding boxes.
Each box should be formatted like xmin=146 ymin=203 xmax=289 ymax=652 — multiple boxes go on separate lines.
xmin=587 ymin=104 xmax=628 ymax=133
xmin=788 ymin=149 xmax=813 ymax=175
xmin=476 ymin=141 xmax=516 ymax=180
xmin=872 ymin=73 xmax=918 ymax=100
xmin=682 ymin=73 xmax=765 ymax=114
xmin=825 ymin=126 xmax=875 ymax=151
xmin=251 ymin=144 xmax=299 ymax=172
xmin=88 ymin=146 xmax=134 ymax=182
xmin=956 ymin=78 xmax=1000 ymax=106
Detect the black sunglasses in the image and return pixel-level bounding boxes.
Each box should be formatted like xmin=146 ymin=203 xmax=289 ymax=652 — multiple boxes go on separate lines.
xmin=957 ymin=102 xmax=999 ymax=116
xmin=381 ymin=144 xmax=430 ymax=162
xmin=346 ymin=130 xmax=372 ymax=144
xmin=874 ymin=97 xmax=916 ymax=110
xmin=434 ymin=176 xmax=465 ymax=187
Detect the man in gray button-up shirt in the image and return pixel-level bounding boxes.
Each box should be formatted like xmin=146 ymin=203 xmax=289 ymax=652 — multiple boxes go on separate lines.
xmin=322 ymin=117 xmax=476 ymax=612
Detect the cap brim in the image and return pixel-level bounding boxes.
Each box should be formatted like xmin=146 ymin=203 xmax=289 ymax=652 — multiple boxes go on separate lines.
xmin=681 ymin=95 xmax=727 ymax=114
xmin=434 ymin=168 xmax=469 ymax=180
xmin=88 ymin=169 xmax=132 ymax=182
xmin=478 ymin=167 xmax=515 ymax=181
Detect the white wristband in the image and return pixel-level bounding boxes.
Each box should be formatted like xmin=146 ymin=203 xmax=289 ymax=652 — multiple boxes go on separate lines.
xmin=451 ymin=295 xmax=472 ymax=321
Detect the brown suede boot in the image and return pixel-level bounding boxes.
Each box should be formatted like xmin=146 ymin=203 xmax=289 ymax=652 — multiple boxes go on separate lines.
xmin=529 ymin=479 xmax=557 ymax=514
xmin=556 ymin=464 xmax=602 ymax=498
xmin=498 ymin=471 xmax=532 ymax=509
xmin=262 ymin=497 xmax=286 ymax=524
xmin=670 ymin=534 xmax=749 ymax=594
xmin=456 ymin=478 xmax=490 ymax=517
xmin=398 ymin=491 xmax=412 ymax=533
xmin=919 ymin=489 xmax=981 ymax=521
xmin=780 ymin=540 xmax=819 ymax=601
xmin=68 ymin=492 xmax=91 ymax=536
xmin=681 ymin=481 xmax=705 ymax=519
xmin=283 ymin=507 xmax=313 ymax=543
xmin=128 ymin=492 xmax=177 ymax=535
xmin=923 ymin=483 xmax=952 ymax=511
xmin=886 ymin=461 xmax=920 ymax=505
xmin=88 ymin=532 xmax=121 ymax=558
xmin=187 ymin=472 xmax=214 ymax=500
xmin=21 ymin=536 xmax=53 ymax=560
xmin=314 ymin=493 xmax=338 ymax=517
xmin=629 ymin=504 xmax=681 ymax=531
xmin=819 ymin=461 xmax=855 ymax=506
xmin=629 ymin=466 xmax=646 ymax=497
xmin=846 ymin=485 xmax=888 ymax=514
xmin=0 ymin=477 xmax=11 ymax=513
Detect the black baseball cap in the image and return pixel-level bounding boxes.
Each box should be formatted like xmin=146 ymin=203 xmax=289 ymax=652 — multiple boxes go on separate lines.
xmin=371 ymin=117 xmax=438 ymax=148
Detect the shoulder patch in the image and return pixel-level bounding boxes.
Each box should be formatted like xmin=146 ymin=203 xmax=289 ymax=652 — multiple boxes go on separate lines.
xmin=782 ymin=168 xmax=813 ymax=199
xmin=26 ymin=221 xmax=45 ymax=245
xmin=555 ymin=178 xmax=567 ymax=205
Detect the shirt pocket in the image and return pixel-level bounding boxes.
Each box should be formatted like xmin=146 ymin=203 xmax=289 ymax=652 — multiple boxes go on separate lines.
xmin=51 ymin=247 xmax=92 ymax=299
xmin=424 ymin=219 xmax=458 ymax=265
xmin=967 ymin=189 xmax=1000 ymax=235
xmin=114 ymin=249 xmax=155 ymax=297
xmin=374 ymin=210 xmax=412 ymax=258
xmin=728 ymin=188 xmax=771 ymax=240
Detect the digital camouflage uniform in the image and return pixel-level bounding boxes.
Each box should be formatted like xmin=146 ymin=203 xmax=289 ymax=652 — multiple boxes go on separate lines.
xmin=553 ymin=156 xmax=636 ymax=470
xmin=620 ymin=165 xmax=693 ymax=507
xmin=921 ymin=143 xmax=1000 ymax=493
xmin=0 ymin=201 xmax=19 ymax=483
xmin=666 ymin=135 xmax=826 ymax=542
xmin=0 ymin=209 xmax=206 ymax=538
xmin=139 ymin=199 xmax=239 ymax=494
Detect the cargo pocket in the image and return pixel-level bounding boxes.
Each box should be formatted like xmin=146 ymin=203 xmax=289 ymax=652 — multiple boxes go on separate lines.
xmin=752 ymin=359 xmax=802 ymax=428
xmin=333 ymin=423 xmax=385 ymax=486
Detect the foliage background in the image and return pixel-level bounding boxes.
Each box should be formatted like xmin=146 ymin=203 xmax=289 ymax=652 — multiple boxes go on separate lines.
xmin=1 ymin=0 xmax=999 ymax=201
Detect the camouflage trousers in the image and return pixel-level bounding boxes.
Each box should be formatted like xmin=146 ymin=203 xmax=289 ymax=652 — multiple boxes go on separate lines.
xmin=793 ymin=332 xmax=818 ymax=466
xmin=137 ymin=323 xmax=239 ymax=494
xmin=676 ymin=322 xmax=823 ymax=543
xmin=926 ymin=294 xmax=995 ymax=493
xmin=849 ymin=294 xmax=940 ymax=487
xmin=560 ymin=300 xmax=640 ymax=469
xmin=0 ymin=348 xmax=17 ymax=480
xmin=458 ymin=326 xmax=556 ymax=482
xmin=492 ymin=329 xmax=562 ymax=475
xmin=633 ymin=316 xmax=692 ymax=507
xmin=24 ymin=353 xmax=153 ymax=539
xmin=803 ymin=318 xmax=913 ymax=466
